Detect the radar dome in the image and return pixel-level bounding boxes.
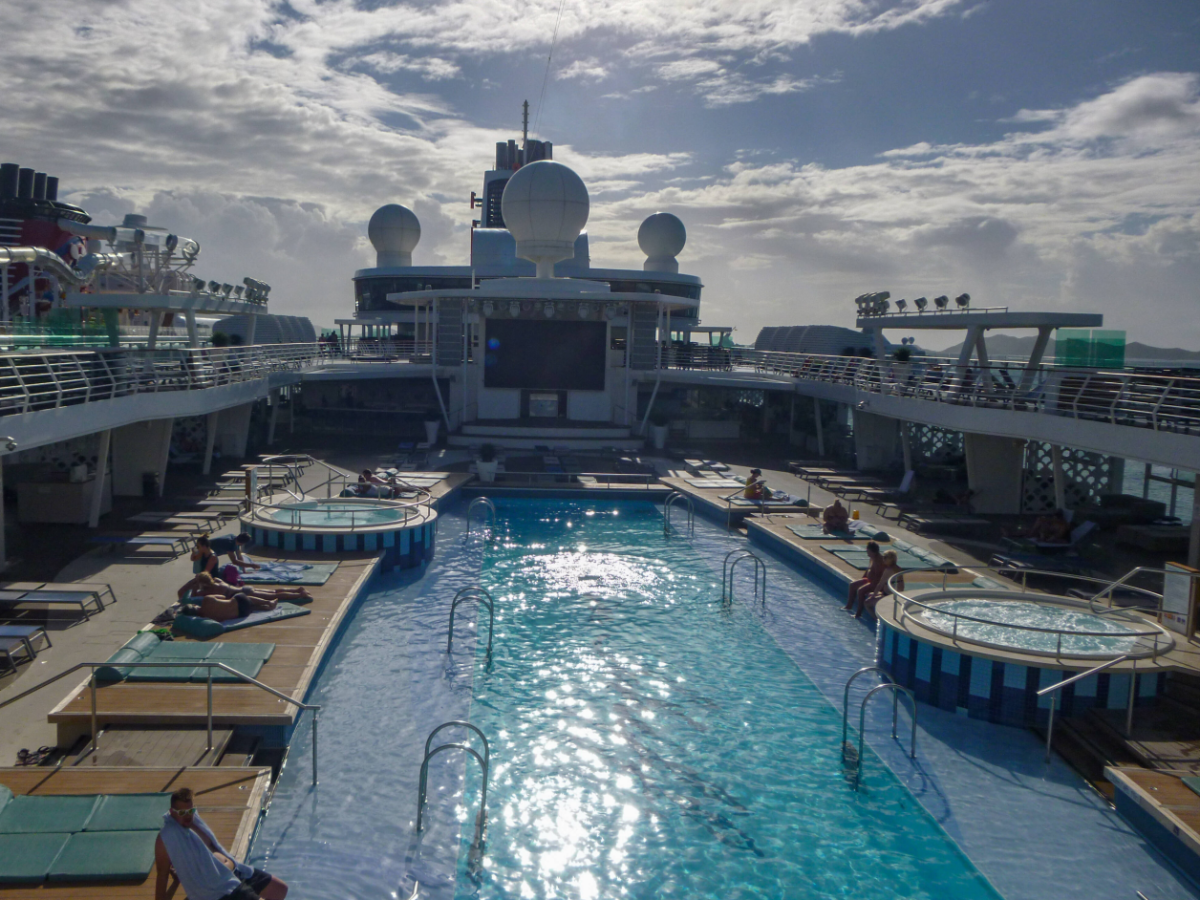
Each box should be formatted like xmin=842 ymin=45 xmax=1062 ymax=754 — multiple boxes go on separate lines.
xmin=368 ymin=204 xmax=420 ymax=267
xmin=638 ymin=212 xmax=686 ymax=274
xmin=501 ymin=160 xmax=589 ymax=278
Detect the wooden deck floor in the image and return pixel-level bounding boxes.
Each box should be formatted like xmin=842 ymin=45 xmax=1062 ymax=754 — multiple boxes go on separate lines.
xmin=48 ymin=554 xmax=380 ymax=739
xmin=0 ymin=766 xmax=270 ymax=899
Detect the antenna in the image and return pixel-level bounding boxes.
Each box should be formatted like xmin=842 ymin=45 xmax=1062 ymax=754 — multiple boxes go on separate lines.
xmin=522 ymin=100 xmax=529 ymax=156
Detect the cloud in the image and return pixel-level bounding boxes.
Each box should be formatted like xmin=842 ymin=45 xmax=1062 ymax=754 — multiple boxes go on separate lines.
xmin=352 ymin=52 xmax=461 ymax=80
xmin=557 ymin=58 xmax=609 ymax=82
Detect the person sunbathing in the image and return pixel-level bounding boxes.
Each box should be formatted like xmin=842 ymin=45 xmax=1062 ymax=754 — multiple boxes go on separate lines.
xmin=822 ymin=499 xmax=850 ymax=533
xmin=179 ymin=572 xmax=311 ymax=607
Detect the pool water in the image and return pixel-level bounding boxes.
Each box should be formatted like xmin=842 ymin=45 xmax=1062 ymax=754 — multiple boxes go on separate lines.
xmin=266 ymin=500 xmax=407 ymax=527
xmin=251 ymin=499 xmax=998 ymax=900
xmin=919 ymin=598 xmax=1156 ymax=657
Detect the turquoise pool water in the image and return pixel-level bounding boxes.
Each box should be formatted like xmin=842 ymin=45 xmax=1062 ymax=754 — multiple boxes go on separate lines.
xmin=266 ymin=500 xmax=407 ymax=527
xmin=251 ymin=499 xmax=998 ymax=899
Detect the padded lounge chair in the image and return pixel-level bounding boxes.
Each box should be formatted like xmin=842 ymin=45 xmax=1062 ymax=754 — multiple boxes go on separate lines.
xmin=0 ymin=587 xmax=106 ymax=621
xmin=1001 ymin=520 xmax=1097 ymax=554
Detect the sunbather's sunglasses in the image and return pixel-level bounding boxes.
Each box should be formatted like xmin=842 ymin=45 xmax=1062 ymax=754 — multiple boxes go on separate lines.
xmin=171 ymin=807 xmax=196 ymax=817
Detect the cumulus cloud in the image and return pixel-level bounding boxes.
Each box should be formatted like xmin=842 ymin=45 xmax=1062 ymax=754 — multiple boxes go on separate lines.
xmin=557 ymin=58 xmax=609 ymax=82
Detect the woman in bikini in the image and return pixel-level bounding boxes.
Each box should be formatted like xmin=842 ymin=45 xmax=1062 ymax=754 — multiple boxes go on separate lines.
xmin=177 ymin=573 xmax=311 ymax=622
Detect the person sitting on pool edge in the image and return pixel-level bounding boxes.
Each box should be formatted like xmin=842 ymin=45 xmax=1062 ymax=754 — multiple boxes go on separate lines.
xmin=842 ymin=541 xmax=884 ymax=617
xmin=743 ymin=468 xmax=773 ymax=501
xmin=862 ymin=549 xmax=906 ymax=620
xmin=822 ymin=499 xmax=850 ymax=533
xmin=207 ymin=533 xmax=260 ymax=571
xmin=156 ymin=787 xmax=287 ymax=900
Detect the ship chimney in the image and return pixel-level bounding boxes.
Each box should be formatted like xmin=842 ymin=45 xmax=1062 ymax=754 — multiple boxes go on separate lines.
xmin=45 ymin=176 xmax=58 ymax=201
xmin=0 ymin=164 xmax=17 ymax=199
xmin=33 ymin=173 xmax=47 ymax=201
xmin=16 ymin=168 xmax=34 ymax=199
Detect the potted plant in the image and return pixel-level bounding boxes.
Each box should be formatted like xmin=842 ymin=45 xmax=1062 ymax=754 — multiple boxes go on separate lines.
xmin=477 ymin=443 xmax=499 ymax=482
xmin=423 ymin=410 xmax=442 ymax=445
xmin=649 ymin=411 xmax=670 ymax=451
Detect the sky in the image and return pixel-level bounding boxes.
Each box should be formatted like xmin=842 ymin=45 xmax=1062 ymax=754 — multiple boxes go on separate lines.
xmin=3 ymin=0 xmax=1199 ymax=347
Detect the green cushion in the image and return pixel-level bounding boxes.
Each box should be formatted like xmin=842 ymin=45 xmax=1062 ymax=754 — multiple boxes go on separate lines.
xmin=0 ymin=795 xmax=100 ymax=834
xmin=123 ymin=665 xmax=202 ymax=683
xmin=47 ymin=830 xmax=158 ymax=882
xmin=147 ymin=642 xmax=216 ymax=660
xmin=0 ymin=832 xmax=71 ymax=883
xmin=124 ymin=632 xmax=164 ymax=656
xmin=95 ymin=647 xmax=149 ymax=682
xmin=195 ymin=657 xmax=264 ymax=682
xmin=208 ymin=642 xmax=275 ymax=662
xmin=85 ymin=794 xmax=171 ymax=832
xmin=171 ymin=615 xmax=225 ymax=639
xmin=0 ymin=785 xmax=11 ymax=819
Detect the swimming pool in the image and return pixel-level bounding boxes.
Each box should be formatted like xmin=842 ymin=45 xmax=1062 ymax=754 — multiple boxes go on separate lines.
xmin=250 ymin=498 xmax=998 ymax=899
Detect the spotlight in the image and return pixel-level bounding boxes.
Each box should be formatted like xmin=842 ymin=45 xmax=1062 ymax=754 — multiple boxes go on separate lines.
xmin=233 ymin=285 xmax=244 ymax=299
xmin=914 ymin=297 xmax=927 ymax=312
xmin=192 ymin=277 xmax=205 ymax=292
xmin=895 ymin=299 xmax=907 ymax=312
xmin=955 ymin=292 xmax=970 ymax=309
xmin=221 ymin=283 xmax=233 ymax=298
xmin=164 ymin=234 xmax=179 ymax=253
xmin=208 ymin=280 xmax=221 ymax=294
xmin=854 ymin=292 xmax=872 ymax=312
xmin=934 ymin=295 xmax=949 ymax=310
xmin=875 ymin=296 xmax=889 ymax=315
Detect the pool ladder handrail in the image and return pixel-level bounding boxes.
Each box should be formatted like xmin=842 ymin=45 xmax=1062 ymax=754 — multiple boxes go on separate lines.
xmin=416 ymin=721 xmax=490 ymax=836
xmin=663 ymin=491 xmax=695 ymax=536
xmin=850 ymin=683 xmax=917 ymax=788
xmin=467 ymin=497 xmax=497 ymax=536
xmin=841 ymin=666 xmax=893 ymax=751
xmin=447 ymin=587 xmax=495 ymax=656
xmin=722 ymin=549 xmax=766 ymax=605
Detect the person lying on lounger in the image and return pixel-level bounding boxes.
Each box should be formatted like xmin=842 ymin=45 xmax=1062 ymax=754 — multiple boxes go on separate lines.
xmin=178 ymin=572 xmax=311 ymax=606
xmin=822 ymin=499 xmax=850 ymax=533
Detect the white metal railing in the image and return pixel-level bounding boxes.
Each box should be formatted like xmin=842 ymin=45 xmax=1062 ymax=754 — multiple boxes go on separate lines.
xmin=659 ymin=348 xmax=1200 ymax=436
xmin=0 ymin=343 xmax=324 ymax=415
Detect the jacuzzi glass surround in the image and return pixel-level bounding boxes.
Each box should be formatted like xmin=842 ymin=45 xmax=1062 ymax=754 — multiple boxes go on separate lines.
xmin=899 ymin=588 xmax=1172 ymax=660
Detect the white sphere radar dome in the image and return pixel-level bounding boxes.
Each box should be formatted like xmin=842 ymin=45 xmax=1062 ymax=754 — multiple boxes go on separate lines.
xmin=501 ymin=160 xmax=589 ymax=278
xmin=368 ymin=204 xmax=420 ymax=267
xmin=638 ymin=212 xmax=686 ymax=274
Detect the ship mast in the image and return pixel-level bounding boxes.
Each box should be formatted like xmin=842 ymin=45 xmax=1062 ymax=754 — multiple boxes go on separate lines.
xmin=522 ymin=100 xmax=529 ymax=158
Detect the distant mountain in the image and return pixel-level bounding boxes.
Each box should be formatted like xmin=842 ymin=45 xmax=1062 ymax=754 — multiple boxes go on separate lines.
xmin=932 ymin=334 xmax=1200 ymax=363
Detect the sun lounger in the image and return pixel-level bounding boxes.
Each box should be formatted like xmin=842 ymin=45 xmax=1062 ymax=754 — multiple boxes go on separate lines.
xmin=0 ymin=587 xmax=106 ymax=621
xmin=0 ymin=581 xmax=116 ymax=606
xmin=240 ymin=561 xmax=337 ymax=585
xmin=88 ymin=533 xmax=192 ymax=557
xmin=989 ymin=552 xmax=1090 ymax=576
xmin=785 ymin=523 xmax=889 ymax=542
xmin=1001 ymin=520 xmax=1098 ymax=553
xmin=685 ymin=478 xmax=745 ymax=489
xmin=95 ymin=633 xmax=274 ymax=683
xmin=899 ymin=514 xmax=991 ymax=536
xmin=0 ymin=624 xmax=50 ymax=662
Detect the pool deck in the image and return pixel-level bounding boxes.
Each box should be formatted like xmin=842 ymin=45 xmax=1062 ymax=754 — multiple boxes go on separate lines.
xmin=0 ymin=765 xmax=271 ymax=899
xmin=47 ymin=552 xmax=382 ymax=742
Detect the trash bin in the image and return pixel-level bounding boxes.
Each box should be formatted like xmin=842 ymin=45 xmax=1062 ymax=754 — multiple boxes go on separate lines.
xmin=142 ymin=471 xmax=159 ymax=498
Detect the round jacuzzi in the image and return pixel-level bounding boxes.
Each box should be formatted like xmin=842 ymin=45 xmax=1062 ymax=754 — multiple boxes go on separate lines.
xmin=242 ymin=495 xmax=437 ymax=571
xmin=877 ymin=587 xmax=1173 ymax=728
xmin=912 ymin=593 xmax=1172 ymax=659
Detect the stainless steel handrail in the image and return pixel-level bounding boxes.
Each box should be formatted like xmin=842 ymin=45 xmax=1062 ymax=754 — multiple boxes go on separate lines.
xmin=722 ymin=549 xmax=766 ymax=605
xmin=248 ymin=491 xmax=434 ymax=530
xmin=448 ymin=587 xmax=495 ymax=656
xmin=0 ymin=660 xmax=321 ymax=784
xmin=663 ymin=491 xmax=695 ymax=536
xmin=842 ymin=666 xmax=893 ymax=752
xmin=466 ymin=497 xmax=497 ymax=536
xmin=1036 ymin=654 xmax=1134 ymax=763
xmin=854 ymin=683 xmax=917 ymax=789
xmin=416 ymin=722 xmax=490 ymax=835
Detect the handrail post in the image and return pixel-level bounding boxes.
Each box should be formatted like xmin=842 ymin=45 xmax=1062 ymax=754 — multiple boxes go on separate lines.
xmin=1126 ymin=658 xmax=1136 ymax=737
xmin=1045 ymin=694 xmax=1056 ymax=763
xmin=206 ymin=666 xmax=214 ymax=752
xmin=312 ymin=709 xmax=319 ymax=786
xmin=90 ymin=666 xmax=98 ymax=761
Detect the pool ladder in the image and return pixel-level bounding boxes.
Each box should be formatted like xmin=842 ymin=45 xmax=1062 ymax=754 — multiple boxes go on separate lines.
xmin=416 ymin=722 xmax=490 ymax=860
xmin=841 ymin=667 xmax=917 ymax=789
xmin=722 ymin=549 xmax=766 ymax=605
xmin=447 ymin=586 xmax=495 ymax=656
xmin=663 ymin=491 xmax=695 ymax=536
xmin=467 ymin=497 xmax=497 ymax=537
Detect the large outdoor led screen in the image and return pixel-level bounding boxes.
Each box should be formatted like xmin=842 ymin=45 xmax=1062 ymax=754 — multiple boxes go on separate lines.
xmin=484 ymin=319 xmax=607 ymax=391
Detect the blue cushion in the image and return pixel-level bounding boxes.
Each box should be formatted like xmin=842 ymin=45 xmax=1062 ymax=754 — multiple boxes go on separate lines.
xmin=85 ymin=794 xmax=171 ymax=832
xmin=47 ymin=830 xmax=158 ymax=882
xmin=0 ymin=795 xmax=100 ymax=834
xmin=0 ymin=833 xmax=71 ymax=883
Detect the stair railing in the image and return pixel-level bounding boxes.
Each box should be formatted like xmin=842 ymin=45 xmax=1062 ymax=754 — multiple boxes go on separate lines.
xmin=722 ymin=549 xmax=766 ymax=605
xmin=416 ymin=721 xmax=490 ymax=841
xmin=851 ymin=683 xmax=917 ymax=789
xmin=1037 ymin=654 xmax=1133 ymax=763
xmin=663 ymin=491 xmax=695 ymax=536
xmin=447 ymin=587 xmax=495 ymax=656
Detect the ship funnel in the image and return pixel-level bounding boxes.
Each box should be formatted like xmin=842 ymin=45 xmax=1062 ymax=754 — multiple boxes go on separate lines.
xmin=45 ymin=177 xmax=58 ymax=201
xmin=33 ymin=173 xmax=47 ymax=201
xmin=16 ymin=168 xmax=33 ymax=200
xmin=0 ymin=164 xmax=17 ymax=199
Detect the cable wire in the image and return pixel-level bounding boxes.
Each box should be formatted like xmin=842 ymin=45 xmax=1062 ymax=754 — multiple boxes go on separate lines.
xmin=533 ymin=0 xmax=568 ymax=136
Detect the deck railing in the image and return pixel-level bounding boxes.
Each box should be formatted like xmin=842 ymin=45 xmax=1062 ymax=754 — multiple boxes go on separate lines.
xmin=658 ymin=347 xmax=1200 ymax=436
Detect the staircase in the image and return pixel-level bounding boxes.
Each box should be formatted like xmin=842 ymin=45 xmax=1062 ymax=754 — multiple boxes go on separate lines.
xmin=436 ymin=299 xmax=465 ymax=366
xmin=628 ymin=301 xmax=659 ymax=370
xmin=1044 ymin=671 xmax=1200 ymax=798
